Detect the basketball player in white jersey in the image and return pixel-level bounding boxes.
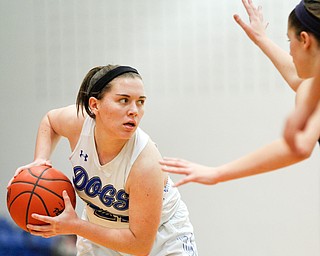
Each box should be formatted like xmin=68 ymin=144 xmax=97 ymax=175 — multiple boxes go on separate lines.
xmin=11 ymin=65 xmax=198 ymax=256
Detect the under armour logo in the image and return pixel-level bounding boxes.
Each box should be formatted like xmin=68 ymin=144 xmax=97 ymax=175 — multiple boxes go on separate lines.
xmin=80 ymin=150 xmax=88 ymax=161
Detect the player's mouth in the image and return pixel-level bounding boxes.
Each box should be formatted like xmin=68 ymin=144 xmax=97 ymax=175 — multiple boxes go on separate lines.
xmin=123 ymin=121 xmax=137 ymax=130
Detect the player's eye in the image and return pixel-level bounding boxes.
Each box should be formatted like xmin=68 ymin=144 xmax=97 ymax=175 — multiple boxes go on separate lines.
xmin=138 ymin=99 xmax=145 ymax=105
xmin=119 ymin=98 xmax=128 ymax=104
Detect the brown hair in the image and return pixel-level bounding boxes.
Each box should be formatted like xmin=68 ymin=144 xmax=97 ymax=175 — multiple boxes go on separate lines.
xmin=76 ymin=65 xmax=142 ymax=118
xmin=288 ymin=0 xmax=320 ymax=42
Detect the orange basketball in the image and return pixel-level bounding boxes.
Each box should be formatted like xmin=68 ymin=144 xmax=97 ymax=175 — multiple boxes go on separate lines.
xmin=6 ymin=166 xmax=76 ymax=232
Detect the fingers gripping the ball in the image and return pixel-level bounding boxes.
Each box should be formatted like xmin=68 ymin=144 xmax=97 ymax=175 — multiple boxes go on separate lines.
xmin=8 ymin=160 xmax=53 ymax=188
xmin=62 ymin=190 xmax=73 ymax=209
xmin=27 ymin=213 xmax=54 ymax=237
xmin=27 ymin=191 xmax=72 ymax=237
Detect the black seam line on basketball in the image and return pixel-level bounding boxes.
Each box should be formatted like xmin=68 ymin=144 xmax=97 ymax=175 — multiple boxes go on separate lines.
xmin=27 ymin=166 xmax=51 ymax=178
xmin=10 ymin=182 xmax=67 ymax=204
xmin=11 ymin=180 xmax=71 ymax=207
xmin=9 ymin=191 xmax=50 ymax=217
xmin=12 ymin=179 xmax=72 ymax=185
xmin=24 ymin=167 xmax=73 ymax=184
xmin=8 ymin=191 xmax=33 ymax=209
xmin=13 ymin=178 xmax=72 ymax=182
xmin=26 ymin=193 xmax=51 ymax=233
xmin=25 ymin=167 xmax=52 ymax=229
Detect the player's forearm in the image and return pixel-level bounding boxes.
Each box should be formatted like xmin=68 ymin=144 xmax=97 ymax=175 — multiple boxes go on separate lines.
xmin=33 ymin=113 xmax=61 ymax=161
xmin=216 ymin=139 xmax=308 ymax=183
xmin=255 ymin=37 xmax=303 ymax=91
xmin=73 ymin=219 xmax=153 ymax=255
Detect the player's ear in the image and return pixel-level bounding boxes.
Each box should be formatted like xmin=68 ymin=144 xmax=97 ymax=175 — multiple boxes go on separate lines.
xmin=89 ymin=97 xmax=99 ymax=115
xmin=300 ymin=31 xmax=311 ymax=49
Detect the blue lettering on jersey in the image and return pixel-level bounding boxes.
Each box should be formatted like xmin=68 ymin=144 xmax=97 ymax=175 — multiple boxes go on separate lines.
xmin=73 ymin=166 xmax=129 ymax=212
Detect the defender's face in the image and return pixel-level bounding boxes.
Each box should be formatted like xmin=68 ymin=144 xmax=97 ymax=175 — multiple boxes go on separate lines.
xmin=287 ymin=27 xmax=314 ymax=79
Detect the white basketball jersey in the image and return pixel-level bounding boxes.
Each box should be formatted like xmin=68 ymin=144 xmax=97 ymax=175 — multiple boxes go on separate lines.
xmin=69 ymin=116 xmax=149 ymax=229
xmin=69 ymin=116 xmax=198 ymax=255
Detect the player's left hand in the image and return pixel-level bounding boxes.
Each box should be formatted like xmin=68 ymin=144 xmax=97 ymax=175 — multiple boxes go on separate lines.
xmin=27 ymin=190 xmax=79 ymax=238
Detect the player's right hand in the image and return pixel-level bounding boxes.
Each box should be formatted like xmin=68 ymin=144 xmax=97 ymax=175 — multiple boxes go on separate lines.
xmin=7 ymin=159 xmax=52 ymax=188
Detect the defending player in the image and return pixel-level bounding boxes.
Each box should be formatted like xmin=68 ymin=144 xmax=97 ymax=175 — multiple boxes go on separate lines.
xmin=160 ymin=0 xmax=320 ymax=187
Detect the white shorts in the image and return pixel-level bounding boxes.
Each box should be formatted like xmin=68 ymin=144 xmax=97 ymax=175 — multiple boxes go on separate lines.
xmin=76 ymin=201 xmax=198 ymax=256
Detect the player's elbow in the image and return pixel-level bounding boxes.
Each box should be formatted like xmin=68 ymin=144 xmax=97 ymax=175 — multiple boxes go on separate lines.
xmin=130 ymin=235 xmax=156 ymax=256
xmin=293 ymin=146 xmax=313 ymax=160
xmin=136 ymin=251 xmax=152 ymax=256
xmin=131 ymin=245 xmax=152 ymax=256
xmin=295 ymin=139 xmax=316 ymax=160
xmin=288 ymin=143 xmax=313 ymax=162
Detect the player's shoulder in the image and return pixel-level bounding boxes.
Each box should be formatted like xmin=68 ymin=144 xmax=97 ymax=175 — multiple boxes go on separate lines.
xmin=133 ymin=139 xmax=162 ymax=173
xmin=49 ymin=104 xmax=85 ymax=122
xmin=50 ymin=104 xmax=76 ymax=115
xmin=48 ymin=104 xmax=86 ymax=140
xmin=142 ymin=139 xmax=162 ymax=160
xmin=127 ymin=139 xmax=165 ymax=192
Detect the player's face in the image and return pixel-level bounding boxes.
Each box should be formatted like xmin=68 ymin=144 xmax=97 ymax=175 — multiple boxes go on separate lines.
xmin=287 ymin=28 xmax=306 ymax=78
xmin=92 ymin=76 xmax=146 ymax=140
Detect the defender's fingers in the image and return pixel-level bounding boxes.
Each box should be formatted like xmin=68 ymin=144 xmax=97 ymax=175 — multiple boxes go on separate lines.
xmin=173 ymin=177 xmax=193 ymax=187
xmin=160 ymin=158 xmax=189 ymax=168
xmin=161 ymin=165 xmax=189 ymax=175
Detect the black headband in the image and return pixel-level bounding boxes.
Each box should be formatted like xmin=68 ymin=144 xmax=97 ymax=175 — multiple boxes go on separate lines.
xmin=295 ymin=0 xmax=320 ymax=38
xmin=89 ymin=66 xmax=139 ymax=95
